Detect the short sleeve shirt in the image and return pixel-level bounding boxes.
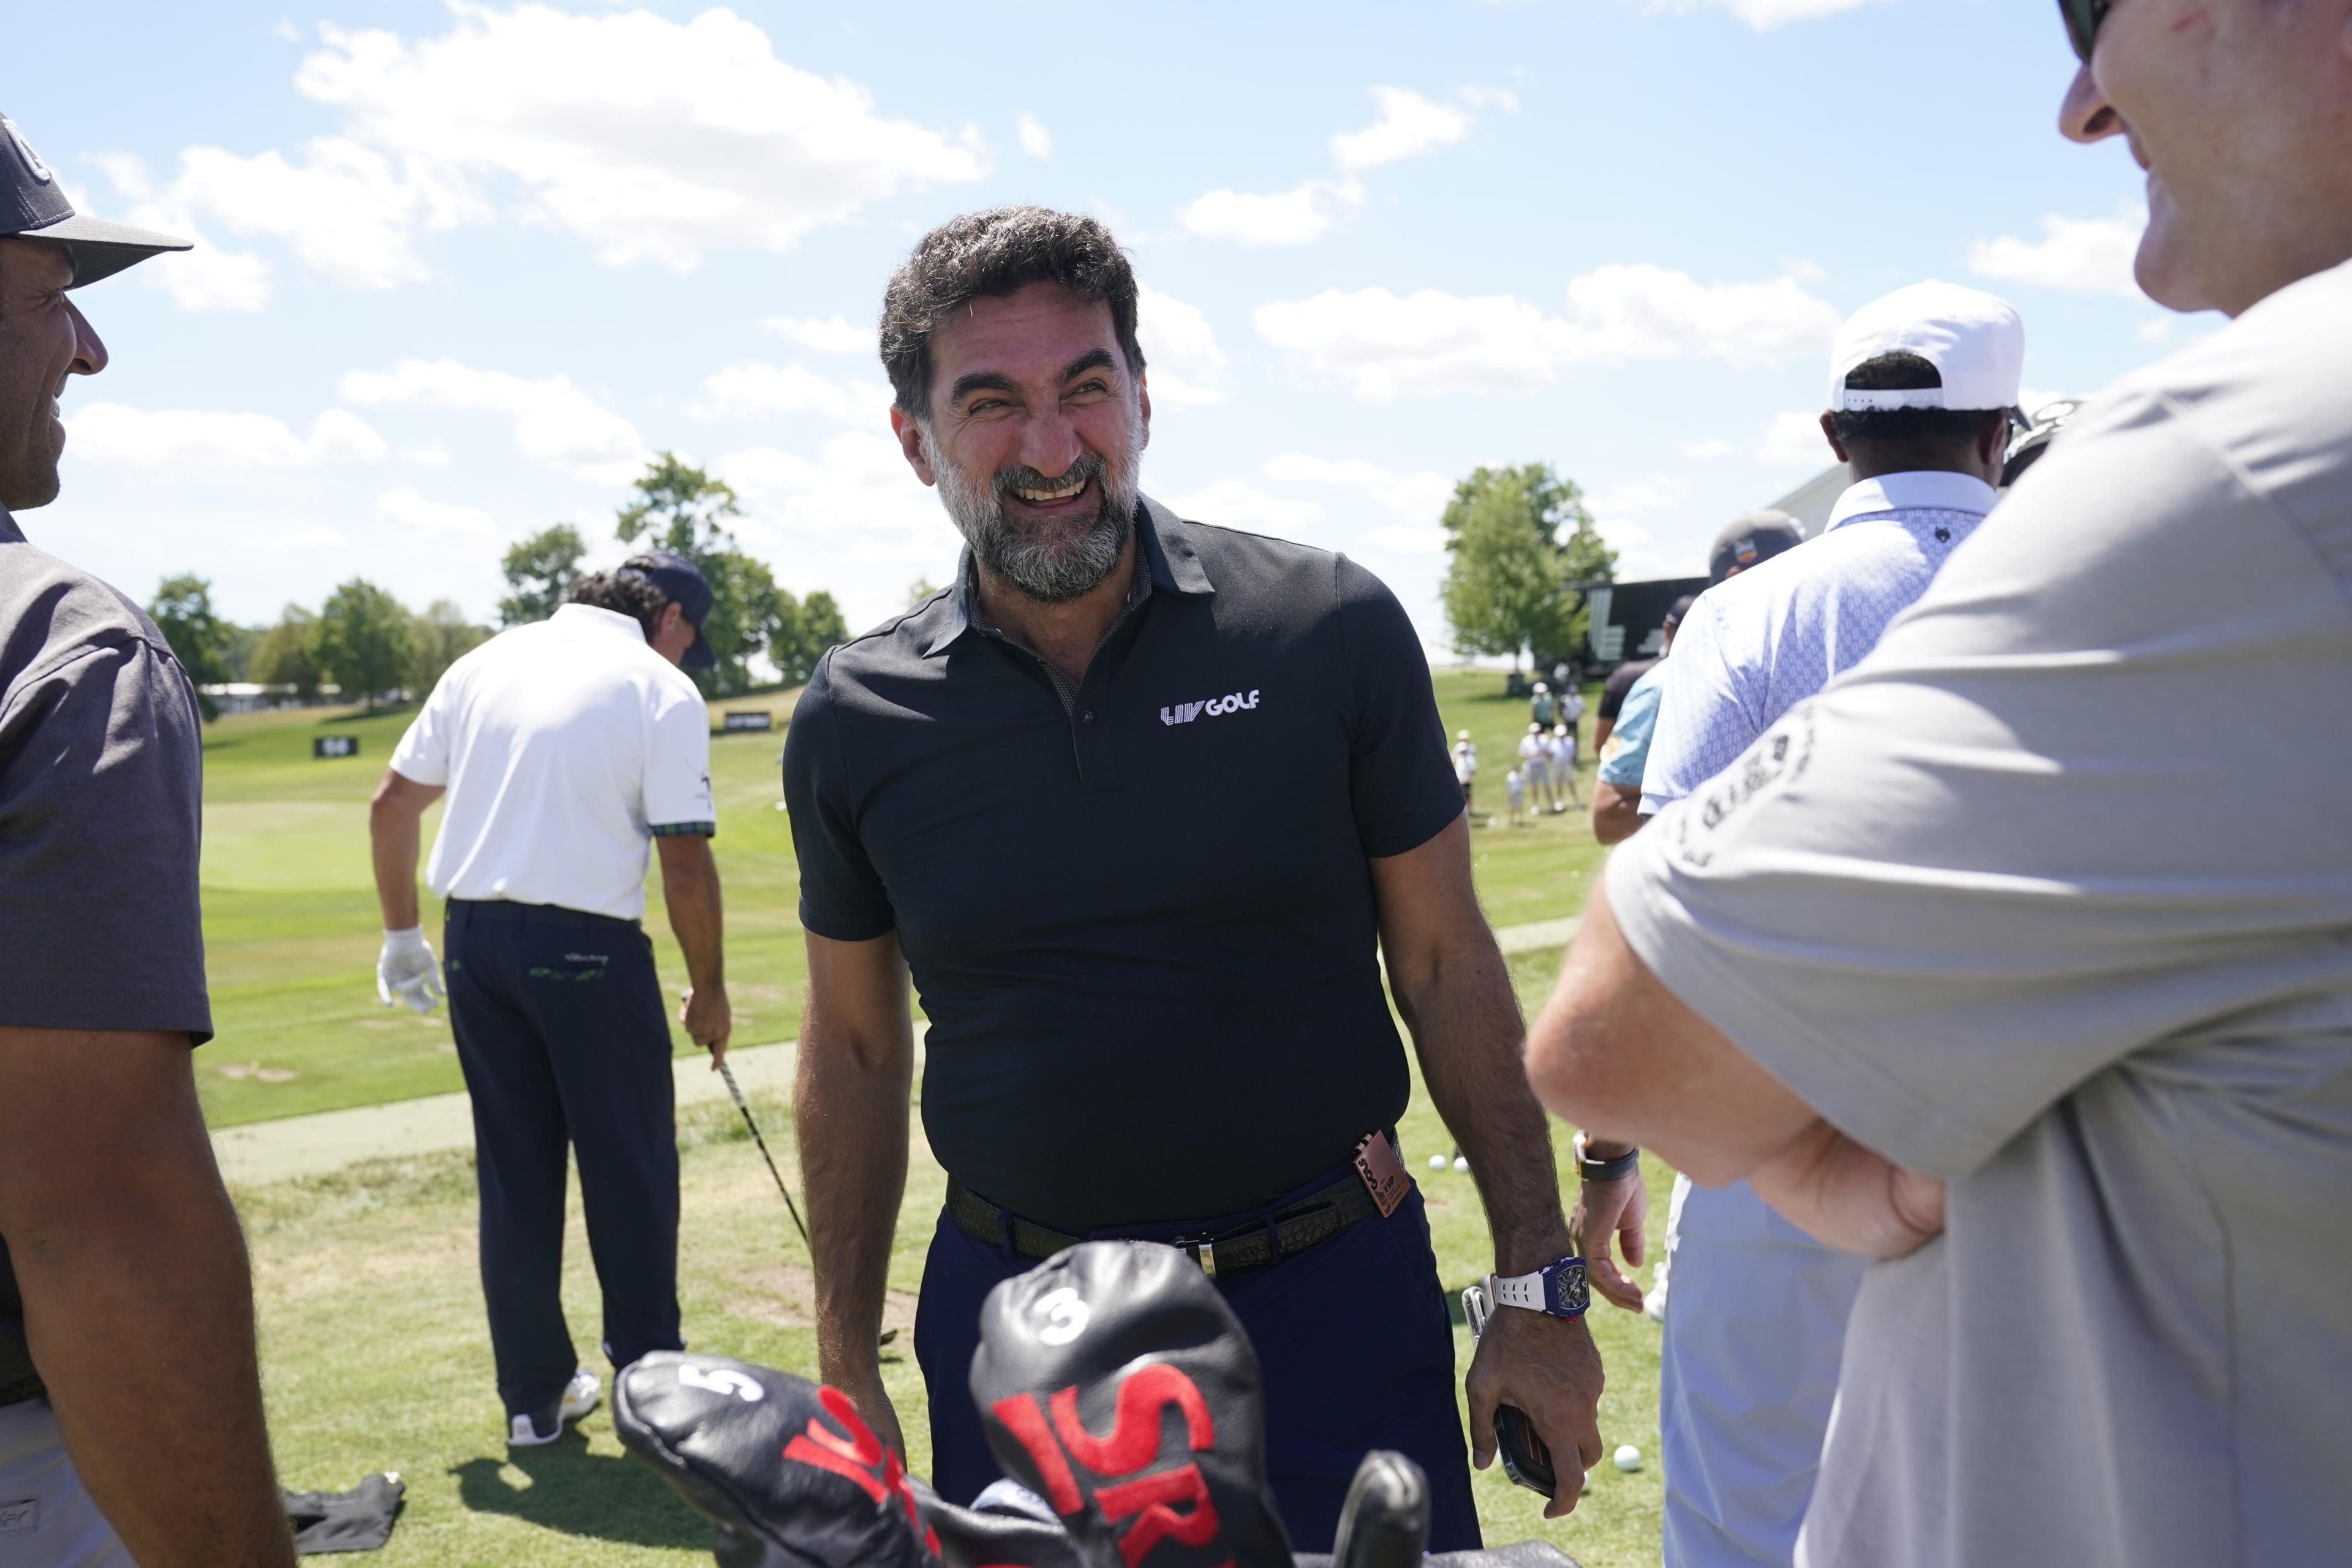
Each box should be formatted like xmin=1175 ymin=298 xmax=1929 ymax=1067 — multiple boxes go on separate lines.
xmin=1596 ymin=656 xmax=1656 ymax=723
xmin=391 ymin=605 xmax=713 ymax=922
xmin=1595 ymin=662 xmax=1665 ymax=786
xmin=1 ymin=507 xmax=211 ymax=1400
xmin=1607 ymin=257 xmax=2352 ymax=1568
xmin=782 ymin=499 xmax=1464 ymax=1229
xmin=1638 ymin=470 xmax=1995 ymax=815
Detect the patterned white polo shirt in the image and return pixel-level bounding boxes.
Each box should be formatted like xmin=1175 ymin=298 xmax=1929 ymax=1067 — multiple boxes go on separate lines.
xmin=1638 ymin=469 xmax=1997 ymax=813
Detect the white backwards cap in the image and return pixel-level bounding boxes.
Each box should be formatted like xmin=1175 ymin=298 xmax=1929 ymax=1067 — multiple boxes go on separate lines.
xmin=1828 ymin=281 xmax=2024 ymax=413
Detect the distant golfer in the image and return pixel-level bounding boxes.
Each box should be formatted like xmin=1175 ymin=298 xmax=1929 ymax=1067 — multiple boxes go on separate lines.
xmin=0 ymin=113 xmax=296 ymax=1565
xmin=370 ymin=554 xmax=730 ymax=1447
xmin=785 ymin=207 xmax=1605 ymax=1553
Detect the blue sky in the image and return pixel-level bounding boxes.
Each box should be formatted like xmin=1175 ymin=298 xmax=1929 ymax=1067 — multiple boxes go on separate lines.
xmin=12 ymin=0 xmax=2192 ymax=650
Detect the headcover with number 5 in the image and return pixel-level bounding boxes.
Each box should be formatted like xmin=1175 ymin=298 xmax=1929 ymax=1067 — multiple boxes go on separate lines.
xmin=970 ymin=1240 xmax=1295 ymax=1568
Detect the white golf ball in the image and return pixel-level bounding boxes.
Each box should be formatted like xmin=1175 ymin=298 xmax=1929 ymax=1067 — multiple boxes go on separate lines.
xmin=1613 ymin=1444 xmax=1643 ymax=1472
xmin=1580 ymin=1469 xmax=1594 ymax=1493
xmin=1452 ymin=1155 xmax=1470 ymax=1173
xmin=1428 ymin=1154 xmax=1449 ymax=1172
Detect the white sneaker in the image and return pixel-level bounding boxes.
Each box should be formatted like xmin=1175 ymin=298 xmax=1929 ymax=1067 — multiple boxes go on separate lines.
xmin=508 ymin=1368 xmax=601 ymax=1446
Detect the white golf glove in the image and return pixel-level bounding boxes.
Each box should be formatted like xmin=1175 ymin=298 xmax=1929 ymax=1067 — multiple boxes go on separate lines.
xmin=377 ymin=927 xmax=446 ymax=1014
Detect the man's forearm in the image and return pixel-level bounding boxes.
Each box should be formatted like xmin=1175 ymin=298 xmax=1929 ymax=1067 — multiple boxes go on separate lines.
xmin=1746 ymin=1119 xmax=1947 ymax=1259
xmin=795 ymin=1009 xmax=912 ymax=1395
xmin=1397 ymin=937 xmax=1573 ymax=1272
xmin=369 ymin=797 xmax=422 ymax=929
xmin=2 ymin=1032 xmax=294 ymax=1567
xmin=1591 ymin=782 xmax=1645 ymax=845
xmin=659 ymin=840 xmax=726 ymax=993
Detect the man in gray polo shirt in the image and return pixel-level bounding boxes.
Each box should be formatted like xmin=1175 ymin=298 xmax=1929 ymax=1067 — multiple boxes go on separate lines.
xmin=1526 ymin=2 xmax=2352 ymax=1562
xmin=0 ymin=112 xmax=296 ymax=1565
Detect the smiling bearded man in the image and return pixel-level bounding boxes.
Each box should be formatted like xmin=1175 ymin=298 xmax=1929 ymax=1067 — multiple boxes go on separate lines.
xmin=780 ymin=206 xmax=1608 ymax=1552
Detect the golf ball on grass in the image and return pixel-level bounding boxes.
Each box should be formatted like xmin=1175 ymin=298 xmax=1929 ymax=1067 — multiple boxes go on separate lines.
xmin=1613 ymin=1444 xmax=1643 ymax=1472
xmin=1452 ymin=1155 xmax=1470 ymax=1173
xmin=1428 ymin=1154 xmax=1449 ymax=1172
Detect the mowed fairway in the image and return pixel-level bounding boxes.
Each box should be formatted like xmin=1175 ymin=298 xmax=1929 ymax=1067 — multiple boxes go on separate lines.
xmin=195 ymin=668 xmax=1608 ymax=1127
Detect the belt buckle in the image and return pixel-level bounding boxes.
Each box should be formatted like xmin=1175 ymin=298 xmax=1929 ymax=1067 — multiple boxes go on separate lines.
xmin=1182 ymin=1237 xmax=1218 ymax=1280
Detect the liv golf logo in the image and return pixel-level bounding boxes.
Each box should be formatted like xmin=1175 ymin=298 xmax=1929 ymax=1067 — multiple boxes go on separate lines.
xmin=1161 ymin=689 xmax=1261 ymax=725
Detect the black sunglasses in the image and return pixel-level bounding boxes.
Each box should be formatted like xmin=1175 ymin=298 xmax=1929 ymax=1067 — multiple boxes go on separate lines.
xmin=2059 ymin=0 xmax=2111 ymax=62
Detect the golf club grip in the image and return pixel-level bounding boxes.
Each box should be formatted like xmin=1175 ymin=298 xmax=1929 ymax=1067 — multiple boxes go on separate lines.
xmin=1494 ymin=1404 xmax=1557 ymax=1499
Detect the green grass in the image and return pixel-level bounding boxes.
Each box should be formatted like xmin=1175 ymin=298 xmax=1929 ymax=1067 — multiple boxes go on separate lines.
xmin=194 ymin=670 xmax=1606 ymax=1127
xmin=248 ymin=946 xmax=1668 ymax=1568
xmin=218 ymin=670 xmax=1666 ymax=1563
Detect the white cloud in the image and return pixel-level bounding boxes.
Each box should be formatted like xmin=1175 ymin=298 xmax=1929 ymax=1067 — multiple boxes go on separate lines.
xmin=340 ymin=358 xmax=646 ymax=483
xmin=1683 ymin=0 xmax=1891 ymax=30
xmin=1016 ymin=112 xmax=1054 ymax=159
xmin=1330 ymin=87 xmax=1474 ymax=174
xmin=242 ymin=526 xmax=348 ymax=551
xmin=1969 ymin=209 xmax=2146 ymax=299
xmin=1756 ymin=409 xmax=1830 ymax=465
xmin=1371 ymin=524 xmax=1447 ymax=554
xmin=377 ymin=487 xmax=496 ymax=537
xmin=85 ymin=153 xmax=279 ymax=311
xmin=1256 ymin=265 xmax=1839 ymax=399
xmin=2135 ymin=317 xmax=2173 ymax=346
xmin=399 ymin=441 xmax=452 ymax=466
xmin=1594 ymin=517 xmax=1681 ymax=582
xmin=1459 ymin=85 xmax=1520 ymax=112
xmin=1679 ymin=438 xmax=1734 ymax=461
xmin=762 ymin=314 xmax=873 ymax=355
xmin=1263 ymin=452 xmax=1454 ymax=519
xmin=1159 ymin=480 xmax=1323 ymax=536
xmin=111 ymin=4 xmax=989 ymax=291
xmin=693 ymin=362 xmax=891 ymax=424
xmin=719 ymin=430 xmax=958 ymax=627
xmin=1137 ymin=285 xmax=1228 ymax=407
xmin=64 ymin=404 xmax=389 ymax=469
xmin=1180 ymin=178 xmax=1363 ymax=247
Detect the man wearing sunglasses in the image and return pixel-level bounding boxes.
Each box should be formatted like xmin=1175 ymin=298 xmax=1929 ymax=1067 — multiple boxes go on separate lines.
xmin=1525 ymin=2 xmax=2352 ymax=1567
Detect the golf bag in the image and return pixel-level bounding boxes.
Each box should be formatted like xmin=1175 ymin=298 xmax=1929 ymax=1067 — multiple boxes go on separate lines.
xmin=614 ymin=1240 xmax=1580 ymax=1568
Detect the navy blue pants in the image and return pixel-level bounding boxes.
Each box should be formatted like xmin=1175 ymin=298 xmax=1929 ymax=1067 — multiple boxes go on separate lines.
xmin=443 ymin=900 xmax=683 ymax=1417
xmin=914 ymin=1170 xmax=1480 ymax=1554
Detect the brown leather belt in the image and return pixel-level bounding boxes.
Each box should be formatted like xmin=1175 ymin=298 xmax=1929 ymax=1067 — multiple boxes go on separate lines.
xmin=946 ymin=1165 xmax=1393 ymax=1280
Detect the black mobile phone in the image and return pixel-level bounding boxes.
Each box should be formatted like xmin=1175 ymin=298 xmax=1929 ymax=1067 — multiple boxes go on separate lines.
xmin=1460 ymin=1285 xmax=1558 ymax=1499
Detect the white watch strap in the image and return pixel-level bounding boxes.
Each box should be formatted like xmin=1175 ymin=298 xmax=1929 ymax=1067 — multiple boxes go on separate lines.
xmin=1486 ymin=1270 xmax=1549 ymax=1313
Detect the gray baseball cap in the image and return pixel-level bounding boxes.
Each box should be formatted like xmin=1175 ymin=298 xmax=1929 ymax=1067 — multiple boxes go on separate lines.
xmin=1 ymin=112 xmax=190 ymax=287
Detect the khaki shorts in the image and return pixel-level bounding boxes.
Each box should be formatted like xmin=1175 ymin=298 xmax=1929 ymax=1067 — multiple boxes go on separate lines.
xmin=0 ymin=1400 xmax=133 ymax=1567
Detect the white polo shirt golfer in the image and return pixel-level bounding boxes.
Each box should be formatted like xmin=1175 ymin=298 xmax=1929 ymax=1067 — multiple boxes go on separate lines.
xmin=390 ymin=603 xmax=715 ymax=919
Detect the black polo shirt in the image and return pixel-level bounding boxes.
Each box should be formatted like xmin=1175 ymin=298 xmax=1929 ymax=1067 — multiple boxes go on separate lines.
xmin=782 ymin=497 xmax=1463 ymax=1229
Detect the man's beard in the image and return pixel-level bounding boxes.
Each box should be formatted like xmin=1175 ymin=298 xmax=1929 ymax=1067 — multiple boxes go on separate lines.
xmin=933 ymin=427 xmax=1141 ymax=605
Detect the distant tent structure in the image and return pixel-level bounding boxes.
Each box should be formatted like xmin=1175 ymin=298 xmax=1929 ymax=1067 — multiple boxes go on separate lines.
xmin=1766 ymin=464 xmax=1849 ymax=537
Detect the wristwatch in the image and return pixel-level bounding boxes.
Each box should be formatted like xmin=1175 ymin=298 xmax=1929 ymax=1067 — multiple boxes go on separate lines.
xmin=1573 ymin=1131 xmax=1641 ymax=1183
xmin=1485 ymin=1256 xmax=1589 ymax=1319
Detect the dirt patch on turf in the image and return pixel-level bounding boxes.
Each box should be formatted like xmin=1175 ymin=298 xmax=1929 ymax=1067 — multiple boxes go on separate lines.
xmin=725 ymin=1263 xmax=918 ymax=1336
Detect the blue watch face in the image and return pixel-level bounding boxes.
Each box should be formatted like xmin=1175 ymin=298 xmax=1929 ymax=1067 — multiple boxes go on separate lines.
xmin=1544 ymin=1259 xmax=1590 ymax=1317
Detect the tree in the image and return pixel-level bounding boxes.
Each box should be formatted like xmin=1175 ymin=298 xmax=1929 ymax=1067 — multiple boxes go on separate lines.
xmin=251 ymin=606 xmax=322 ymax=701
xmin=499 ymin=524 xmax=586 ymax=627
xmin=313 ymin=579 xmax=415 ymax=710
xmin=146 ymin=575 xmax=232 ymax=722
xmin=612 ymin=452 xmax=846 ymax=696
xmin=410 ymin=599 xmax=492 ymax=698
xmin=1439 ymin=464 xmax=1616 ymax=669
xmin=219 ymin=622 xmax=263 ymax=682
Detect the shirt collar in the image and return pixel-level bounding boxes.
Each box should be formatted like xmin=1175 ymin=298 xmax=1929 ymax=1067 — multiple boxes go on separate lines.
xmin=553 ymin=602 xmax=649 ymax=644
xmin=0 ymin=506 xmax=21 ymax=545
xmin=1824 ymin=470 xmax=1999 ymax=532
xmin=919 ymin=493 xmax=1210 ymax=657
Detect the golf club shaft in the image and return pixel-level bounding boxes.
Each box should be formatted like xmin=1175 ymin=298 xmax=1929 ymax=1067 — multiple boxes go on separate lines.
xmin=718 ymin=1060 xmax=810 ymax=1247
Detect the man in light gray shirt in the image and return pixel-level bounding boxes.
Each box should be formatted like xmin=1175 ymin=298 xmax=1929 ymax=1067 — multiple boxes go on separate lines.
xmin=1526 ymin=0 xmax=2352 ymax=1562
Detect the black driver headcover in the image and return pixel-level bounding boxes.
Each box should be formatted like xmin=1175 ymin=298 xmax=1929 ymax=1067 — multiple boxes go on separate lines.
xmin=1327 ymin=1451 xmax=1428 ymax=1568
xmin=613 ymin=1351 xmax=940 ymax=1568
xmin=970 ymin=1240 xmax=1294 ymax=1568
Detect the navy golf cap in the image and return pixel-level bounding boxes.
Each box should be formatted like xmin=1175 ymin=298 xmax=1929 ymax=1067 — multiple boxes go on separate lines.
xmin=620 ymin=550 xmax=718 ymax=669
xmin=1 ymin=112 xmax=190 ymax=287
xmin=1708 ymin=509 xmax=1806 ymax=585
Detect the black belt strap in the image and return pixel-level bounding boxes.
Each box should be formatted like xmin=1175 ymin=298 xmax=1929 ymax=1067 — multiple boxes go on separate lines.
xmin=946 ymin=1167 xmax=1390 ymax=1279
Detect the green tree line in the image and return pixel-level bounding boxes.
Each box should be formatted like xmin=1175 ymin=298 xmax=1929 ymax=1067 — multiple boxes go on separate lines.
xmin=148 ymin=452 xmax=850 ymax=719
